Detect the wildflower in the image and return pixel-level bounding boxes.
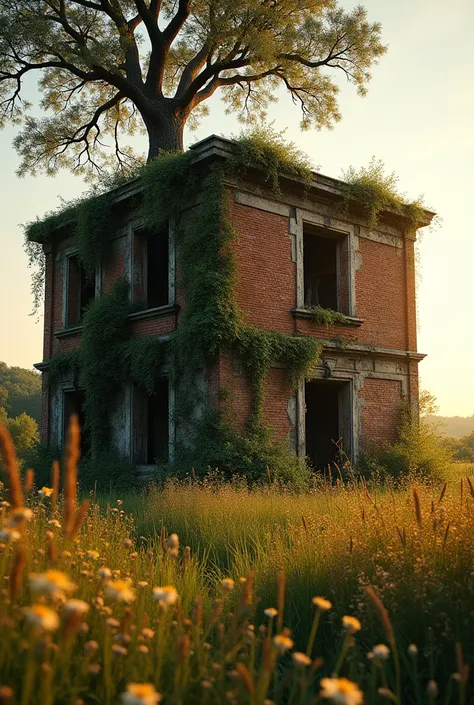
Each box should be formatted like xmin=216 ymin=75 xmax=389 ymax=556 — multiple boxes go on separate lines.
xmin=87 ymin=550 xmax=100 ymax=561
xmin=368 ymin=644 xmax=390 ymax=666
xmin=138 ymin=581 xmax=149 ymax=588
xmin=116 ymin=500 xmax=123 ymax=506
xmin=84 ymin=640 xmax=99 ymax=653
xmin=8 ymin=508 xmax=33 ymax=526
xmin=152 ymin=585 xmax=178 ymax=606
xmin=62 ymin=599 xmax=90 ymax=617
xmin=105 ymin=579 xmax=136 ymax=604
xmin=141 ymin=628 xmax=155 ymax=639
xmin=264 ymin=607 xmax=278 ymax=618
xmin=89 ymin=664 xmax=101 ymax=675
xmin=112 ymin=644 xmax=128 ymax=657
xmin=408 ymin=644 xmax=418 ymax=656
xmin=48 ymin=519 xmax=61 ymax=529
xmin=29 ymin=570 xmax=76 ymax=599
xmin=167 ymin=533 xmax=179 ymax=550
xmin=292 ymin=652 xmax=312 ymax=668
xmin=106 ymin=618 xmax=121 ymax=629
xmin=38 ymin=487 xmax=53 ymax=498
xmin=120 ymin=683 xmax=162 ymax=705
xmin=320 ymin=677 xmax=363 ymax=705
xmin=0 ymin=527 xmax=21 ymax=542
xmin=138 ymin=645 xmax=149 ymax=654
xmin=24 ymin=605 xmax=60 ymax=632
xmin=312 ymin=596 xmax=332 ymax=612
xmin=123 ymin=538 xmax=133 ymax=548
xmin=426 ymin=681 xmax=438 ymax=698
xmin=273 ymin=635 xmax=294 ymax=653
xmin=342 ymin=616 xmax=361 ymax=635
xmin=98 ymin=567 xmax=112 ymax=580
xmin=221 ymin=578 xmax=235 ymax=592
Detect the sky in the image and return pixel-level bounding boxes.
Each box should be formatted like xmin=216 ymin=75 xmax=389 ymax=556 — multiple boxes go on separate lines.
xmin=0 ymin=0 xmax=473 ymax=417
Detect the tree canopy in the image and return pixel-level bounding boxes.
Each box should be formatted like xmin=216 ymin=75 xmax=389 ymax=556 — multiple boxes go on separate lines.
xmin=0 ymin=361 xmax=42 ymax=421
xmin=0 ymin=0 xmax=386 ymax=175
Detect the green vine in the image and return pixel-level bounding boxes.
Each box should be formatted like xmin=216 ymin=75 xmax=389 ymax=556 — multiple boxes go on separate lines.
xmin=31 ymin=131 xmax=327 ymax=480
xmin=341 ymin=157 xmax=425 ymax=230
xmin=307 ymin=305 xmax=352 ymax=326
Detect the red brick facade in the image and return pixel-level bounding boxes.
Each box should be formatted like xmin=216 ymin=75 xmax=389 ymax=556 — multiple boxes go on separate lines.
xmin=34 ymin=135 xmax=433 ymax=466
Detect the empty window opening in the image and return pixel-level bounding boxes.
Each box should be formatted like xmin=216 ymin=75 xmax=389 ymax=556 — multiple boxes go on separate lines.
xmin=133 ymin=227 xmax=169 ymax=309
xmin=67 ymin=255 xmax=95 ymax=327
xmin=303 ymin=232 xmax=338 ymax=310
xmin=63 ymin=389 xmax=89 ymax=457
xmin=305 ymin=381 xmax=346 ymax=471
xmin=133 ymin=378 xmax=170 ymax=465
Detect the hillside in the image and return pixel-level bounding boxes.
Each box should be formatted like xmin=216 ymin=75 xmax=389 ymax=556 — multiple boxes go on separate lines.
xmin=425 ymin=414 xmax=474 ymax=438
xmin=0 ymin=361 xmax=41 ymax=422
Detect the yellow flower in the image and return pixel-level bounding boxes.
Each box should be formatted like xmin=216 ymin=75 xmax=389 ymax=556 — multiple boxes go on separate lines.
xmin=38 ymin=487 xmax=53 ymax=498
xmin=152 ymin=585 xmax=178 ymax=606
xmin=368 ymin=644 xmax=390 ymax=666
xmin=342 ymin=616 xmax=361 ymax=635
xmin=120 ymin=683 xmax=162 ymax=705
xmin=292 ymin=652 xmax=312 ymax=668
xmin=312 ymin=596 xmax=332 ymax=612
xmin=320 ymin=677 xmax=363 ymax=705
xmin=98 ymin=567 xmax=112 ymax=580
xmin=221 ymin=578 xmax=235 ymax=592
xmin=29 ymin=570 xmax=76 ymax=599
xmin=48 ymin=519 xmax=61 ymax=528
xmin=105 ymin=579 xmax=136 ymax=604
xmin=62 ymin=599 xmax=90 ymax=617
xmin=264 ymin=607 xmax=278 ymax=618
xmin=87 ymin=550 xmax=100 ymax=560
xmin=24 ymin=605 xmax=60 ymax=632
xmin=273 ymin=635 xmax=294 ymax=653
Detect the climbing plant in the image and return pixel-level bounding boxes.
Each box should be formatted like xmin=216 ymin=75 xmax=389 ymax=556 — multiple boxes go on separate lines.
xmin=307 ymin=305 xmax=351 ymax=326
xmin=341 ymin=157 xmax=425 ymax=230
xmin=27 ymin=131 xmax=425 ymax=481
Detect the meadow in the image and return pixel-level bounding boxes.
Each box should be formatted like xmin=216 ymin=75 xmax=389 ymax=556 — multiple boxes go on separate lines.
xmin=1 ymin=419 xmax=473 ymax=704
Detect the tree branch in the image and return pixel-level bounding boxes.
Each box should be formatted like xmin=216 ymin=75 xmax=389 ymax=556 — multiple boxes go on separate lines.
xmin=162 ymin=0 xmax=191 ymax=47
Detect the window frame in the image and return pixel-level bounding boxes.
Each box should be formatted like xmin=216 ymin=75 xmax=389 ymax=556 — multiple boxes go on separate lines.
xmin=130 ymin=220 xmax=175 ymax=311
xmin=62 ymin=250 xmax=98 ymax=330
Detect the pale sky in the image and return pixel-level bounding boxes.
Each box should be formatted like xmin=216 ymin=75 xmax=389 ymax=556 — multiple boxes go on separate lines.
xmin=0 ymin=0 xmax=473 ymax=417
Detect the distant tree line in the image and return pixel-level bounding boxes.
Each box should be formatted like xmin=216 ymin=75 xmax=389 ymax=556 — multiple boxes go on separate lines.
xmin=0 ymin=362 xmax=40 ymax=461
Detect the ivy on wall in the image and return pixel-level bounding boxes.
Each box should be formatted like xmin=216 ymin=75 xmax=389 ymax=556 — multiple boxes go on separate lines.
xmin=26 ymin=130 xmax=427 ymax=480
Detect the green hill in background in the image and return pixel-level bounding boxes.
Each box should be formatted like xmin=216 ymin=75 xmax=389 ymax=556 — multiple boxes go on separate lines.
xmin=426 ymin=414 xmax=474 ymax=438
xmin=0 ymin=361 xmax=41 ymax=422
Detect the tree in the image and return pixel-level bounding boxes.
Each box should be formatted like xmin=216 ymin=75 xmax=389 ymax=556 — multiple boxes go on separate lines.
xmin=5 ymin=412 xmax=39 ymax=457
xmin=0 ymin=0 xmax=386 ymax=175
xmin=0 ymin=362 xmax=42 ymax=422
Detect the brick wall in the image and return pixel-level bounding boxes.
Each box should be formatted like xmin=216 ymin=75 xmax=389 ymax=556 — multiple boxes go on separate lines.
xmin=231 ymin=200 xmax=295 ymax=333
xmin=359 ymin=378 xmax=403 ymax=444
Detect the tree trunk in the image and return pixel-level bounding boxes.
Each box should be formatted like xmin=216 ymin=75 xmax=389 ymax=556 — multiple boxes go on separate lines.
xmin=144 ymin=109 xmax=185 ymax=161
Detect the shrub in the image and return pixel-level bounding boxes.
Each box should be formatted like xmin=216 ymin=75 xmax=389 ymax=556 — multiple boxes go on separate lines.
xmin=171 ymin=410 xmax=312 ymax=491
xmin=78 ymin=451 xmax=140 ymax=492
xmin=358 ymin=401 xmax=452 ymax=482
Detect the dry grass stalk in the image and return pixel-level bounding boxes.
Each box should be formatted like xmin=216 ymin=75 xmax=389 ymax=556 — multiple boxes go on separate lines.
xmin=413 ymin=487 xmax=422 ymax=530
xmin=455 ymin=642 xmax=470 ymax=686
xmin=236 ymin=663 xmax=254 ymax=695
xmin=277 ymin=571 xmax=285 ymax=632
xmin=24 ymin=469 xmax=34 ymax=492
xmin=466 ymin=476 xmax=474 ymax=500
xmin=51 ymin=460 xmax=60 ymax=513
xmin=63 ymin=414 xmax=79 ymax=534
xmin=365 ymin=586 xmax=395 ymax=649
xmin=9 ymin=543 xmax=26 ymax=603
xmin=0 ymin=423 xmax=24 ymax=509
xmin=437 ymin=482 xmax=447 ymax=507
xmin=70 ymin=499 xmax=91 ymax=541
xmin=47 ymin=530 xmax=57 ymax=563
xmin=442 ymin=522 xmax=451 ymax=548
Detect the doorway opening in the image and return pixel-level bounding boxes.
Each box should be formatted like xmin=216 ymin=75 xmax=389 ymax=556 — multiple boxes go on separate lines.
xmin=63 ymin=389 xmax=89 ymax=457
xmin=305 ymin=380 xmax=350 ymax=470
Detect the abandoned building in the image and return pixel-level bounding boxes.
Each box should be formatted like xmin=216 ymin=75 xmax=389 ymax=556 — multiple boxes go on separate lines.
xmin=33 ymin=135 xmax=434 ymax=472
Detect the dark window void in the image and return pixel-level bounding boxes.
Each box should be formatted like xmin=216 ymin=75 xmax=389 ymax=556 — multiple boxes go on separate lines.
xmin=304 ymin=232 xmax=338 ymax=309
xmin=147 ymin=229 xmax=169 ymax=308
xmin=67 ymin=255 xmax=95 ymax=327
xmin=147 ymin=377 xmax=169 ymax=463
xmin=305 ymin=381 xmax=341 ymax=470
xmin=63 ymin=389 xmax=89 ymax=458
